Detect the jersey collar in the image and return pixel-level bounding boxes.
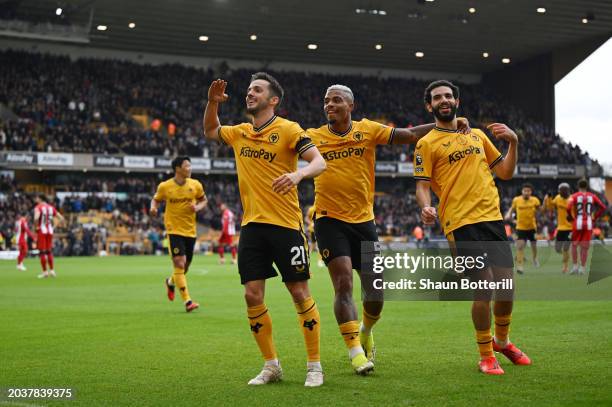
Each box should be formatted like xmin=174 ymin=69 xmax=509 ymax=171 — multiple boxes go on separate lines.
xmin=253 ymin=115 xmax=277 ymax=132
xmin=328 ymin=121 xmax=353 ymax=137
xmin=434 ymin=126 xmax=460 ymax=133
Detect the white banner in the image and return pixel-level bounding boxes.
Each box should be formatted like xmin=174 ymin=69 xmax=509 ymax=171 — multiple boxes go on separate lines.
xmin=37 ymin=152 xmax=74 ymax=166
xmin=398 ymin=162 xmax=414 ymax=175
xmin=124 ymin=156 xmax=154 ymax=169
xmin=191 ymin=158 xmax=211 ymax=171
xmin=539 ymin=164 xmax=558 ymax=176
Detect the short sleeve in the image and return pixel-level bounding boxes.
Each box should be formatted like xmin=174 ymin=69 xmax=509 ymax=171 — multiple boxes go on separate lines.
xmin=196 ymin=181 xmax=205 ymax=200
xmin=511 ymin=197 xmax=518 ymax=210
xmin=291 ymin=123 xmax=315 ymax=156
xmin=154 ymin=183 xmax=166 ymax=202
xmin=534 ymin=197 xmax=541 ymax=207
xmin=367 ymin=119 xmax=395 ymax=145
xmin=413 ymin=138 xmax=432 ymax=181
xmin=218 ymin=124 xmax=242 ymax=146
xmin=478 ymin=130 xmax=503 ymax=169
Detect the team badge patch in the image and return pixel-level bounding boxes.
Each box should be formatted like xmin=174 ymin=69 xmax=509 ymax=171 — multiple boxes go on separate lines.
xmin=268 ymin=133 xmax=279 ymax=144
xmin=322 ymin=249 xmax=330 ymax=259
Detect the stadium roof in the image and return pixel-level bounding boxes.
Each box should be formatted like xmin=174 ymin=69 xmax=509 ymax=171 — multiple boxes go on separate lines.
xmin=7 ymin=0 xmax=612 ymax=74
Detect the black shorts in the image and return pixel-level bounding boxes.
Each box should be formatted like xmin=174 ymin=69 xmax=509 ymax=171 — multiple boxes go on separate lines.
xmin=447 ymin=221 xmax=514 ymax=271
xmin=314 ymin=216 xmax=378 ymax=271
xmin=556 ymin=230 xmax=571 ymax=242
xmin=168 ymin=234 xmax=196 ymax=264
xmin=238 ymin=222 xmax=310 ymax=284
xmin=516 ymin=229 xmax=536 ymax=241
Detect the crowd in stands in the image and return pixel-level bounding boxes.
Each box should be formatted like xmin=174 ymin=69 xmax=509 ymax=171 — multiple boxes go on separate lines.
xmin=0 ymin=50 xmax=595 ymax=166
xmin=1 ymin=172 xmax=609 ymax=259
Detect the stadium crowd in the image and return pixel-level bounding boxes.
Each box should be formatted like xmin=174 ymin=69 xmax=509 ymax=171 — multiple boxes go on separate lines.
xmin=0 ymin=50 xmax=595 ymax=166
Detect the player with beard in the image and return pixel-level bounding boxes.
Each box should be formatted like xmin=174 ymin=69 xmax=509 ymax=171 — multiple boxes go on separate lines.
xmin=414 ymin=80 xmax=531 ymax=375
xmin=307 ymin=84 xmax=470 ymax=375
xmin=203 ymin=73 xmax=327 ymax=387
xmin=545 ymin=183 xmax=573 ymax=273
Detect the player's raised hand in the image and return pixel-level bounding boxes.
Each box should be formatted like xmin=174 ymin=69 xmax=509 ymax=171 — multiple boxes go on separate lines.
xmin=272 ymin=171 xmax=303 ymax=195
xmin=421 ymin=206 xmax=437 ymax=225
xmin=457 ymin=117 xmax=471 ymax=134
xmin=487 ymin=123 xmax=518 ymax=143
xmin=208 ymin=79 xmax=229 ymax=103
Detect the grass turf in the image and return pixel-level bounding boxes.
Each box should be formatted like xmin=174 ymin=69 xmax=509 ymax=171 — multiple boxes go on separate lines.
xmin=1 ymin=249 xmax=611 ymax=406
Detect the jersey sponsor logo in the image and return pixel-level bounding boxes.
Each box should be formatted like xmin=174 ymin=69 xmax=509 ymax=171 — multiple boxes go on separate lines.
xmin=168 ymin=197 xmax=193 ymax=204
xmin=321 ymin=147 xmax=365 ymax=161
xmin=448 ymin=145 xmax=482 ymax=164
xmin=239 ymin=146 xmax=277 ymax=162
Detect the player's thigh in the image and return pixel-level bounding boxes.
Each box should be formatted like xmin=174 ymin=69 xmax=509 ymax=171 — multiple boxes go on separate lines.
xmin=237 ymin=223 xmax=277 ymax=284
xmin=185 ymin=237 xmax=196 ymax=265
xmin=346 ymin=220 xmax=379 ymax=273
xmin=269 ymin=225 xmax=310 ymax=283
xmin=314 ymin=217 xmax=352 ymax=266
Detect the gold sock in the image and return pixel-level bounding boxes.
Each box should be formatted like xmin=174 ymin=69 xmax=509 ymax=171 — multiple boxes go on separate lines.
xmin=494 ymin=314 xmax=512 ymax=344
xmin=362 ymin=307 xmax=381 ymax=335
xmin=247 ymin=304 xmax=277 ymax=361
xmin=173 ymin=267 xmax=190 ymax=302
xmin=295 ymin=297 xmax=320 ymax=362
xmin=339 ymin=320 xmax=361 ymax=350
xmin=476 ymin=329 xmax=494 ymax=358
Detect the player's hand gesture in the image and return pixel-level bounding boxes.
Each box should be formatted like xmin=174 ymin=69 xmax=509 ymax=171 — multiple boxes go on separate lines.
xmin=150 ymin=207 xmax=158 ymax=217
xmin=272 ymin=171 xmax=303 ymax=195
xmin=208 ymin=79 xmax=229 ymax=103
xmin=421 ymin=206 xmax=437 ymax=225
xmin=487 ymin=123 xmax=518 ymax=144
xmin=457 ymin=117 xmax=471 ymax=134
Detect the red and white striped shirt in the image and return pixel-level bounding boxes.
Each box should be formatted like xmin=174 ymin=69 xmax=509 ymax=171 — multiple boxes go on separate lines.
xmin=15 ymin=216 xmax=34 ymax=244
xmin=222 ymin=208 xmax=236 ymax=236
xmin=567 ymin=191 xmax=606 ymax=231
xmin=35 ymin=203 xmax=58 ymax=235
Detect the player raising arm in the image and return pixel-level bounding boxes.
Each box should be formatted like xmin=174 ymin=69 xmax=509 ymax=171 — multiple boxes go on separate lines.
xmin=203 ymin=73 xmax=326 ymax=387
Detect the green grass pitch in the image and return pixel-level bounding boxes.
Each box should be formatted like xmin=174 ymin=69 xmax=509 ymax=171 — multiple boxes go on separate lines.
xmin=1 ymin=248 xmax=611 ymax=406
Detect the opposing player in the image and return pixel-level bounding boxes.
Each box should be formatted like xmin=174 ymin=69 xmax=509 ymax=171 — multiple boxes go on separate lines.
xmin=34 ymin=194 xmax=64 ymax=279
xmin=505 ymin=184 xmax=541 ymax=274
xmin=204 ymin=73 xmax=327 ymax=386
xmin=566 ymin=178 xmax=606 ymax=275
xmin=415 ymin=80 xmax=530 ymax=375
xmin=308 ymin=84 xmax=469 ymax=375
xmin=545 ymin=183 xmax=573 ymax=273
xmin=150 ymin=156 xmax=207 ymax=312
xmin=218 ymin=203 xmax=237 ymax=265
xmin=15 ymin=214 xmax=35 ymax=271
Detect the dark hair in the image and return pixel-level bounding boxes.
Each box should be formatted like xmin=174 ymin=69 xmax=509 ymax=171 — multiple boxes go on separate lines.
xmin=251 ymin=72 xmax=284 ymax=108
xmin=577 ymin=178 xmax=588 ymax=189
xmin=38 ymin=193 xmax=48 ymax=202
xmin=424 ymin=80 xmax=460 ymax=104
xmin=522 ymin=183 xmax=534 ymax=191
xmin=171 ymin=156 xmax=191 ymax=173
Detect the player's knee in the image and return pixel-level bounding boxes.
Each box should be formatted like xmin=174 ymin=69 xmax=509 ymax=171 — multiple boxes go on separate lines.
xmin=244 ymin=287 xmax=264 ymax=306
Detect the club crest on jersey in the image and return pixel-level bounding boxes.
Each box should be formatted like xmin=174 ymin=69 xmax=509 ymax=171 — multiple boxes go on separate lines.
xmin=457 ymin=134 xmax=468 ymax=145
xmin=268 ymin=133 xmax=279 ymax=144
xmin=353 ymin=132 xmax=363 ymax=142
